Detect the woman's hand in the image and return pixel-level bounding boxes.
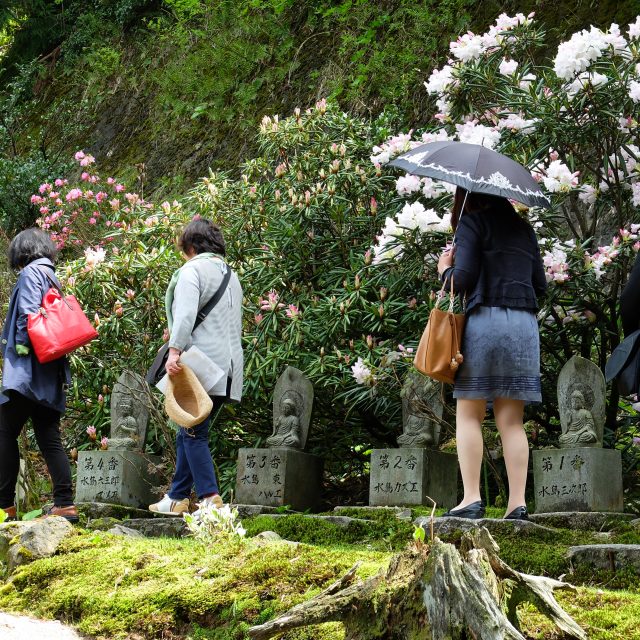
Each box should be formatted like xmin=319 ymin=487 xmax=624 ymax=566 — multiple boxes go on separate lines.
xmin=165 ymin=347 xmax=182 ymax=376
xmin=437 ymin=248 xmax=455 ymax=277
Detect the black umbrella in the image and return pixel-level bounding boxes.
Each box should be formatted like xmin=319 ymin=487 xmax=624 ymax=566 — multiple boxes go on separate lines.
xmin=389 ymin=141 xmax=551 ymax=209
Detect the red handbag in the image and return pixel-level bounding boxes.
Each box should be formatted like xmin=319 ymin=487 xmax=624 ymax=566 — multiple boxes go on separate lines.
xmin=27 ymin=272 xmax=98 ymax=364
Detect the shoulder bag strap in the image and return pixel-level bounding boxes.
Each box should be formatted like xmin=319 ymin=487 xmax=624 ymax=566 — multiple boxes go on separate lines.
xmin=193 ymin=265 xmax=232 ymax=331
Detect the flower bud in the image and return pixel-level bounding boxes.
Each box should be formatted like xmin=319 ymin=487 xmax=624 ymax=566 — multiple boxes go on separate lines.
xmin=378 ymin=304 xmax=385 ymax=318
xmin=379 ymin=287 xmax=388 ymax=301
xmin=354 ymin=274 xmax=361 ymax=290
xmin=366 ymin=335 xmax=374 ymax=349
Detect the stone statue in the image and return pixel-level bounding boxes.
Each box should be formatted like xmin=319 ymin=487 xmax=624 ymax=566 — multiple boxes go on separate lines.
xmin=397 ymin=371 xmax=444 ymax=448
xmin=559 ymin=390 xmax=597 ymax=446
xmin=109 ymin=372 xmax=150 ymax=451
xmin=557 ymin=356 xmax=605 ymax=448
xmin=266 ymin=367 xmax=313 ymax=450
xmin=267 ymin=397 xmax=302 ymax=449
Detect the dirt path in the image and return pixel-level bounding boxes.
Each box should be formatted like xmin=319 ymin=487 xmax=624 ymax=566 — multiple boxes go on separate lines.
xmin=0 ymin=612 xmax=84 ymax=639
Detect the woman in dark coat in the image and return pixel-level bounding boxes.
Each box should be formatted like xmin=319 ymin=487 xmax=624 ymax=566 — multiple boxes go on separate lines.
xmin=437 ymin=189 xmax=547 ymax=521
xmin=0 ymin=228 xmax=77 ymax=522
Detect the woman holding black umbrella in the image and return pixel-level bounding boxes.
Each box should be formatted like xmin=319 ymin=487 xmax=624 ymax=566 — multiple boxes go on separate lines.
xmin=436 ymin=187 xmax=547 ymax=520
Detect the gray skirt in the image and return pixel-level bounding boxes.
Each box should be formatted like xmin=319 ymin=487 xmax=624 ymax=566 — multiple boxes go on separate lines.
xmin=453 ymin=306 xmax=542 ymax=403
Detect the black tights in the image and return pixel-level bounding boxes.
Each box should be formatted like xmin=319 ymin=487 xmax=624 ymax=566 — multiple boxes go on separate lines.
xmin=0 ymin=391 xmax=73 ymax=508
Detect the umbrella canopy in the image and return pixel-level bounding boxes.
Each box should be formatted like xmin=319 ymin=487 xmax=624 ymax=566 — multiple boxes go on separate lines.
xmin=389 ymin=141 xmax=551 ymax=209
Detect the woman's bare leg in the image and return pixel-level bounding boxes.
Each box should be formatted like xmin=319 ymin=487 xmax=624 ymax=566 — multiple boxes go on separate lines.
xmin=453 ymin=398 xmax=487 ymax=509
xmin=493 ymin=397 xmax=528 ymax=515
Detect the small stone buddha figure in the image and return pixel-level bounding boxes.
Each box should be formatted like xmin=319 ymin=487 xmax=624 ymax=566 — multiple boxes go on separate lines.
xmin=559 ymin=390 xmax=597 ymax=447
xmin=266 ymin=398 xmax=301 ymax=449
xmin=109 ymin=397 xmax=140 ymax=450
xmin=398 ymin=395 xmax=438 ymax=447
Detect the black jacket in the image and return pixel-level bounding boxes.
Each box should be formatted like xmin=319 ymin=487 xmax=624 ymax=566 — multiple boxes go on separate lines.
xmin=620 ymin=252 xmax=640 ymax=336
xmin=443 ymin=204 xmax=547 ymax=315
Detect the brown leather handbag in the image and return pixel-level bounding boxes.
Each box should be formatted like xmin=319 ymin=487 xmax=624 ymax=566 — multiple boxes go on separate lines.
xmin=413 ymin=276 xmax=465 ymax=384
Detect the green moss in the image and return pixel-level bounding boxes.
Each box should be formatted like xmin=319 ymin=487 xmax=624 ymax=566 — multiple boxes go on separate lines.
xmin=244 ymin=511 xmax=414 ymax=550
xmin=0 ymin=529 xmax=387 ymax=639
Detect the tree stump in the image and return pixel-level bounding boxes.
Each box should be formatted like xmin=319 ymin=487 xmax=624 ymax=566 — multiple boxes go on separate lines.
xmin=248 ymin=526 xmax=586 ymax=640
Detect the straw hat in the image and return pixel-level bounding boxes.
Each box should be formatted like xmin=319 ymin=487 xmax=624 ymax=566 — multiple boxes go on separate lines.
xmin=164 ymin=364 xmax=213 ymax=428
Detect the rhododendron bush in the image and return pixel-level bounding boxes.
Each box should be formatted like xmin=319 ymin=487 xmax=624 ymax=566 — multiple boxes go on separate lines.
xmin=371 ymin=13 xmax=640 ymax=473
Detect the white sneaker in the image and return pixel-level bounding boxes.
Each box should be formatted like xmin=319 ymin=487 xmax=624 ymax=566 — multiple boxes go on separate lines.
xmin=191 ymin=494 xmax=224 ymax=518
xmin=149 ymin=494 xmax=190 ymax=516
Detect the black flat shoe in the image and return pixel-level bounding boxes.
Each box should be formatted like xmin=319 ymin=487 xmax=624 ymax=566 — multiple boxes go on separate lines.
xmin=504 ymin=506 xmax=529 ymax=521
xmin=442 ymin=500 xmax=485 ymax=520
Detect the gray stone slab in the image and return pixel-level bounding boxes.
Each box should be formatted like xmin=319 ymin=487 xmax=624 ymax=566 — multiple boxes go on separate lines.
xmin=121 ymin=518 xmax=188 ymax=538
xmin=529 ymin=511 xmax=635 ymax=531
xmin=234 ymin=504 xmax=292 ymax=518
xmin=532 ymin=448 xmax=623 ymax=513
xmin=75 ymin=451 xmax=162 ymax=510
xmin=77 ymin=502 xmax=154 ymax=520
xmin=369 ymin=448 xmax=457 ymax=508
xmin=568 ymin=544 xmax=640 ymax=574
xmin=235 ymin=448 xmax=322 ymax=511
xmin=414 ymin=515 xmax=556 ymax=537
xmin=107 ymin=524 xmax=144 ymax=538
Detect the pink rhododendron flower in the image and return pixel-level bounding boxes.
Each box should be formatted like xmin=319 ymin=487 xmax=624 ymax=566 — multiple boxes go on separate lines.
xmin=66 ymin=189 xmax=83 ymax=201
xmin=79 ymin=154 xmax=95 ymax=167
xmin=100 ymin=437 xmax=108 ymax=450
xmin=115 ymin=184 xmax=125 ymax=192
xmin=75 ymin=151 xmax=86 ymax=160
xmin=86 ymin=426 xmax=96 ymax=440
xmin=89 ymin=218 xmax=97 ymax=225
xmin=286 ymin=304 xmax=300 ymax=318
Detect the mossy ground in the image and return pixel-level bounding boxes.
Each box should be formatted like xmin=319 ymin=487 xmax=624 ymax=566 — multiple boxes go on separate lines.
xmin=1 ymin=509 xmax=640 ymax=638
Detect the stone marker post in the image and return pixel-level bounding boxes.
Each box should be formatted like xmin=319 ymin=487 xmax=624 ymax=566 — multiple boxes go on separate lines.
xmin=369 ymin=371 xmax=458 ymax=509
xmin=533 ymin=356 xmax=624 ymax=513
xmin=76 ymin=372 xmax=161 ymax=509
xmin=235 ymin=367 xmax=323 ymax=511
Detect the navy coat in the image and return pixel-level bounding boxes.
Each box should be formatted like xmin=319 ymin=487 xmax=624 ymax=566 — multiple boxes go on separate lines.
xmin=0 ymin=258 xmax=71 ymax=412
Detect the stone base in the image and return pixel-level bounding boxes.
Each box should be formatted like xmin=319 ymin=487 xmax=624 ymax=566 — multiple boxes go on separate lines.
xmin=235 ymin=448 xmax=323 ymax=511
xmin=75 ymin=451 xmax=162 ymax=509
xmin=532 ymin=448 xmax=623 ymax=513
xmin=369 ymin=448 xmax=458 ymax=509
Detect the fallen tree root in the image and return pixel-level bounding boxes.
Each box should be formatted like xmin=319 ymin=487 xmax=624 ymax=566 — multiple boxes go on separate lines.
xmin=248 ymin=526 xmax=586 ymax=640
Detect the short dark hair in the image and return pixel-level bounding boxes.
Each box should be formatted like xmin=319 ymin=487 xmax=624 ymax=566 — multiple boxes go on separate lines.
xmin=178 ymin=218 xmax=226 ymax=256
xmin=451 ymin=187 xmax=515 ymax=231
xmin=8 ymin=228 xmax=57 ymax=270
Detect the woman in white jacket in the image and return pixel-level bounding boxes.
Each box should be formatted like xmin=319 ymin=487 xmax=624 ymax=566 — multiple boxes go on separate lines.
xmin=150 ymin=219 xmax=243 ymax=516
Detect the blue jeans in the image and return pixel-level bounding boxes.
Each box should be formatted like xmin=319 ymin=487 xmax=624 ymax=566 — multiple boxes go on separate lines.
xmin=167 ymin=398 xmax=224 ymax=500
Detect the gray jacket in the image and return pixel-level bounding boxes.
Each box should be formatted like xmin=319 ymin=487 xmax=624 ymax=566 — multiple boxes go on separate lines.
xmin=168 ymin=257 xmax=243 ymax=402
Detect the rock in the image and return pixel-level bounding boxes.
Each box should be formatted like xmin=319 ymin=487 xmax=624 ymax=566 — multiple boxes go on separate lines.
xmin=0 ymin=517 xmax=73 ymax=572
xmin=253 ymin=530 xmax=299 ymax=548
xmin=568 ymin=544 xmax=640 ymax=574
xmin=85 ymin=517 xmax=123 ymax=531
xmin=119 ymin=518 xmax=188 ymax=538
xmin=77 ymin=502 xmax=154 ymax=520
xmin=234 ymin=504 xmax=291 ymax=518
xmin=414 ymin=516 xmax=556 ymax=537
xmin=0 ymin=612 xmax=83 ymax=640
xmin=106 ymin=524 xmax=144 ymax=538
xmin=529 ymin=512 xmax=635 ymax=531
xmin=254 ymin=531 xmax=283 ymax=541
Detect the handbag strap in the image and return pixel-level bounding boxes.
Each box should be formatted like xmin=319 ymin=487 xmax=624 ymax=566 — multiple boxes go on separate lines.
xmin=193 ymin=265 xmax=232 ymax=330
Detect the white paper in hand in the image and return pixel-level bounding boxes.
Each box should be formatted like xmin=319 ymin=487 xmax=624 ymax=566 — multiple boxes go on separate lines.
xmin=155 ymin=346 xmax=225 ymax=396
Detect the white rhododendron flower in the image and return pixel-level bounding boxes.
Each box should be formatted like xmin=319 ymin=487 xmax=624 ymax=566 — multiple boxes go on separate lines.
xmin=420 ymin=129 xmax=452 ymax=144
xmin=578 ymin=185 xmax=597 ymax=205
xmin=424 ymin=65 xmax=455 ymax=95
xmin=84 ymin=247 xmax=106 ymax=269
xmin=396 ymin=174 xmax=422 ymax=196
xmin=632 ymin=183 xmax=640 ymax=207
xmin=554 ymin=27 xmax=608 ymax=80
xmin=566 ymin=72 xmax=608 ymax=97
xmin=630 ymin=80 xmax=640 ymax=102
xmin=543 ymin=160 xmax=579 ymax=192
xmin=542 ymin=243 xmax=573 ymax=282
xmin=499 ymin=58 xmax=519 ymax=75
xmin=519 ymin=73 xmax=537 ymax=89
xmin=351 ymin=357 xmax=374 ymax=385
xmin=497 ymin=113 xmax=537 ymax=133
xmin=629 ymin=16 xmax=640 ymax=40
xmin=455 ymin=121 xmax=501 ymax=148
xmin=450 ymin=32 xmax=485 ymax=62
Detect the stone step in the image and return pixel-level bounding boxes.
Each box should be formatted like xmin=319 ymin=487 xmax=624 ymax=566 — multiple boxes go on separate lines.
xmin=253 ymin=513 xmax=371 ymax=528
xmin=529 ymin=512 xmax=635 ymax=531
xmin=414 ymin=515 xmax=556 ymax=536
xmin=567 ymin=544 xmax=640 ymax=574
